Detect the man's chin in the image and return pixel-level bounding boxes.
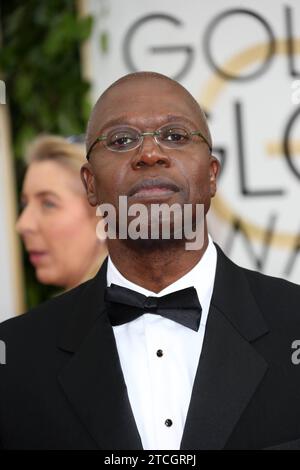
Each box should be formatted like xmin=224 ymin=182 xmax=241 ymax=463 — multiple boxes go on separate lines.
xmin=120 ymin=236 xmax=186 ymax=252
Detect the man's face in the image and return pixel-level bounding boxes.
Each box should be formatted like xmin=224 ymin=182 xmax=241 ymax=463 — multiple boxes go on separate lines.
xmin=82 ymin=78 xmax=219 ymax=228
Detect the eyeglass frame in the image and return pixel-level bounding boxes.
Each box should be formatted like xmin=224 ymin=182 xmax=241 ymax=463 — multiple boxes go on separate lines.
xmin=86 ymin=124 xmax=212 ymax=160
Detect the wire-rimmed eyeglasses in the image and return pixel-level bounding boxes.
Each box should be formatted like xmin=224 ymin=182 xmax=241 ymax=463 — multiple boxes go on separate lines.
xmin=86 ymin=123 xmax=212 ymax=160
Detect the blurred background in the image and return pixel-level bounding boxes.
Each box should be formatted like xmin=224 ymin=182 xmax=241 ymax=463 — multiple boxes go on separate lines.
xmin=0 ymin=0 xmax=299 ymax=321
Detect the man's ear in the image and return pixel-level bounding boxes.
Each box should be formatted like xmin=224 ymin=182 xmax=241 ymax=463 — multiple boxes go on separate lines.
xmin=209 ymin=155 xmax=220 ymax=198
xmin=81 ymin=163 xmax=98 ymax=207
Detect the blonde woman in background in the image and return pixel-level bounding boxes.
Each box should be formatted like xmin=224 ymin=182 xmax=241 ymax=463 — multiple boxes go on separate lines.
xmin=16 ymin=135 xmax=107 ymax=291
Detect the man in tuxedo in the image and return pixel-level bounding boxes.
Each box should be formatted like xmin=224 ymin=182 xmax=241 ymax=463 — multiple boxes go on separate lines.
xmin=0 ymin=72 xmax=300 ymax=450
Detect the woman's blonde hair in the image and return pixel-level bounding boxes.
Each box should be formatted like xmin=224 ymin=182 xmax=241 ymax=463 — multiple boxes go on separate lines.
xmin=25 ymin=134 xmax=86 ymax=174
xmin=23 ymin=134 xmax=107 ymax=284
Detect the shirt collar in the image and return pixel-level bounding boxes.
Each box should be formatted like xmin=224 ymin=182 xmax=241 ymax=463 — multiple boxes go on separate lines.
xmin=106 ymin=236 xmax=217 ymax=325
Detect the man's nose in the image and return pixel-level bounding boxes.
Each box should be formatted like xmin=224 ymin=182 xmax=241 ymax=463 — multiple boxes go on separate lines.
xmin=131 ymin=134 xmax=171 ymax=169
xmin=16 ymin=205 xmax=38 ymax=236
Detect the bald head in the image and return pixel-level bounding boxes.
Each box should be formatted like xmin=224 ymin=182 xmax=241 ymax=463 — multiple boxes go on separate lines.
xmin=86 ymin=71 xmax=212 ymax=154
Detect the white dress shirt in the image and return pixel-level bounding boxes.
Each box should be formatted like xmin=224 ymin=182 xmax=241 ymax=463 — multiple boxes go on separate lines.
xmin=106 ymin=236 xmax=217 ymax=450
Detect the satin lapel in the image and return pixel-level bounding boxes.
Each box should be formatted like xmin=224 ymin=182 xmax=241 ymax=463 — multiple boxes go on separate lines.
xmin=180 ymin=245 xmax=269 ymax=450
xmin=57 ymin=259 xmax=142 ymax=450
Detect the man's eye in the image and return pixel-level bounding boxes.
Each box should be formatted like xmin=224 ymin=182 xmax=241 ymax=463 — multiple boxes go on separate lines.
xmin=112 ymin=136 xmax=132 ymax=146
xmin=163 ymin=129 xmax=189 ymax=143
xmin=109 ymin=133 xmax=137 ymax=148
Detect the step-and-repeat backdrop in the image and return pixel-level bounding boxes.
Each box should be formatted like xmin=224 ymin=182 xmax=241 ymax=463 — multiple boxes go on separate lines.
xmin=0 ymin=102 xmax=24 ymax=321
xmin=83 ymin=0 xmax=300 ymax=284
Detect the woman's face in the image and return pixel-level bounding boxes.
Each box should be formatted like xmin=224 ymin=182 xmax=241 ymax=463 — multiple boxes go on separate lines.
xmin=17 ymin=160 xmax=100 ymax=288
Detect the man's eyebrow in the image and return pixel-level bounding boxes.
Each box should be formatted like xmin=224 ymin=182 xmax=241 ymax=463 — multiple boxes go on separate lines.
xmin=98 ymin=114 xmax=200 ymax=133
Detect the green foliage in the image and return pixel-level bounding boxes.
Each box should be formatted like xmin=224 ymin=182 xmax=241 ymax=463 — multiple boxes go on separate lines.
xmin=0 ymin=0 xmax=93 ymax=308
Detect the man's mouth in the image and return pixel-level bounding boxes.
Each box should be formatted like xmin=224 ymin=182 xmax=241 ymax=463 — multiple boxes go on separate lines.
xmin=128 ymin=178 xmax=180 ymax=200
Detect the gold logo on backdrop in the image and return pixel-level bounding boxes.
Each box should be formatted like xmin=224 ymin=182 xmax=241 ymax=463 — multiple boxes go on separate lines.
xmin=200 ymin=39 xmax=300 ymax=248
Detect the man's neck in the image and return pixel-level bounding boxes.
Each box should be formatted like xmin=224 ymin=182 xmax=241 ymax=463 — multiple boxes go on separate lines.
xmin=107 ymin=234 xmax=209 ymax=293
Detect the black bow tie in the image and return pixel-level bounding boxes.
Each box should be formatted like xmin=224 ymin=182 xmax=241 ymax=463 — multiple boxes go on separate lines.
xmin=104 ymin=284 xmax=202 ymax=331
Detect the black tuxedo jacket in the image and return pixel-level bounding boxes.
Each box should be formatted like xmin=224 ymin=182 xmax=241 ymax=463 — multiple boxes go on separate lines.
xmin=0 ymin=245 xmax=300 ymax=450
